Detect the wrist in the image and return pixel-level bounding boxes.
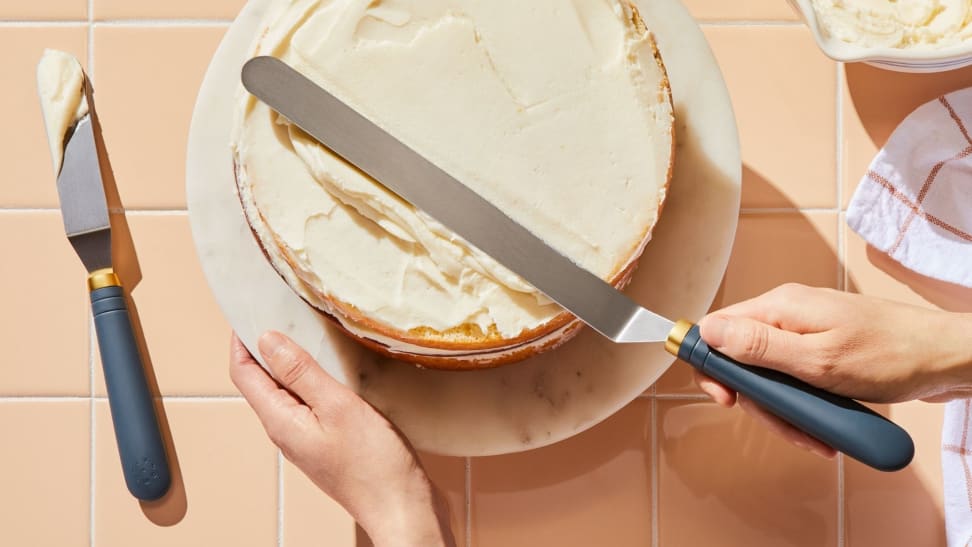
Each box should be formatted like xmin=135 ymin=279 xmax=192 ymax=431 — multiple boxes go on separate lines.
xmin=357 ymin=474 xmax=455 ymax=547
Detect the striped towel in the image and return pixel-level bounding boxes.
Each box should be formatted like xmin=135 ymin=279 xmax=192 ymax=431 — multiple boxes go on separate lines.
xmin=847 ymin=87 xmax=972 ymax=547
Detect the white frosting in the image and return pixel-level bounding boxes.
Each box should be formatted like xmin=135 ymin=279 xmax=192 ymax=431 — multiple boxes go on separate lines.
xmin=811 ymin=0 xmax=972 ymax=49
xmin=234 ymin=0 xmax=673 ymax=341
xmin=37 ymin=49 xmax=88 ymax=175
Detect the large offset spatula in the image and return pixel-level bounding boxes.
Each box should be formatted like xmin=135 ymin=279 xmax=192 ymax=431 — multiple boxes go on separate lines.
xmin=241 ymin=56 xmax=915 ymax=472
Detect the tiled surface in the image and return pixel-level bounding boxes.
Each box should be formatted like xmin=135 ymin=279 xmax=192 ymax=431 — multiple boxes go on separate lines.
xmin=93 ymin=26 xmax=227 ymax=209
xmin=705 ymin=25 xmax=837 ymax=209
xmin=0 ymin=213 xmax=89 ymax=395
xmin=657 ymin=401 xmax=838 ymax=546
xmin=0 ymin=4 xmax=961 ymax=547
xmin=0 ymin=0 xmax=85 ymax=20
xmin=93 ymin=401 xmax=278 ymax=547
xmin=0 ymin=401 xmax=90 ymax=546
xmin=470 ymin=400 xmax=652 ymax=547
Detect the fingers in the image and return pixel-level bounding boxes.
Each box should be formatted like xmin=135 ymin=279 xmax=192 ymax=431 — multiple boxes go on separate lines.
xmin=229 ymin=333 xmax=302 ymax=430
xmin=258 ymin=331 xmax=343 ymax=409
xmin=692 ymin=370 xmax=737 ymax=407
xmin=698 ymin=314 xmax=817 ymax=375
xmin=737 ymin=395 xmax=837 ymax=459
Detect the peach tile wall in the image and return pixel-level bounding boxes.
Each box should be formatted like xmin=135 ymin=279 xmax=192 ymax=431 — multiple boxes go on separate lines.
xmin=0 ymin=3 xmax=964 ymax=547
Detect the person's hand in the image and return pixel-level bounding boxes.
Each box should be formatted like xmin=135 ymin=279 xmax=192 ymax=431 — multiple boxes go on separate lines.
xmin=229 ymin=331 xmax=455 ymax=547
xmin=693 ymin=283 xmax=972 ymax=458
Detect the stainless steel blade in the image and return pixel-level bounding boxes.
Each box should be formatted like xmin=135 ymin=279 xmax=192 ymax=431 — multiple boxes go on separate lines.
xmin=56 ymin=113 xmax=112 ymax=273
xmin=242 ymin=56 xmax=674 ymax=343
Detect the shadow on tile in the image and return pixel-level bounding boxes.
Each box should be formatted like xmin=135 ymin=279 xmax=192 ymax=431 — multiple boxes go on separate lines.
xmin=845 ymin=63 xmax=972 ymax=149
xmin=864 ymin=244 xmax=972 ymax=313
xmin=92 ymin=92 xmax=187 ymax=524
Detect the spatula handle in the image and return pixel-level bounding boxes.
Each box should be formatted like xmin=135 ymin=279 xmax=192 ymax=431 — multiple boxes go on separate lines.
xmin=675 ymin=323 xmax=914 ymax=472
xmin=91 ymin=283 xmax=171 ymax=500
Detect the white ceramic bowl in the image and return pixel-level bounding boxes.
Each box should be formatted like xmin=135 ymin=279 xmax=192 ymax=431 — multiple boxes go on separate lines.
xmin=788 ymin=0 xmax=972 ymax=72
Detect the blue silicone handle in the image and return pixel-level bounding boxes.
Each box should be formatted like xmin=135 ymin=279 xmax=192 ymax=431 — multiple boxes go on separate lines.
xmin=678 ymin=325 xmax=914 ymax=472
xmin=91 ymin=285 xmax=171 ymax=500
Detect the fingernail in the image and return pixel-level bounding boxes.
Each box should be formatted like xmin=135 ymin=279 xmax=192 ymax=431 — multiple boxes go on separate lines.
xmin=701 ymin=315 xmax=731 ymax=347
xmin=258 ymin=331 xmax=287 ymax=360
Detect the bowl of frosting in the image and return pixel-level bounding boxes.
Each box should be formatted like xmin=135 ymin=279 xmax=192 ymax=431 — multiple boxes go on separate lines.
xmin=789 ymin=0 xmax=972 ymax=72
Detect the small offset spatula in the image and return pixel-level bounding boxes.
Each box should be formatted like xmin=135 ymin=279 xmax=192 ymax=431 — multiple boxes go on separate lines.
xmin=41 ymin=61 xmax=170 ymax=500
xmin=242 ymin=56 xmax=915 ymax=472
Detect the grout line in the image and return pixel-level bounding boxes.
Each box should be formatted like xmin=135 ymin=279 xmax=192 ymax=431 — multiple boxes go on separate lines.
xmin=837 ymin=454 xmax=845 ymax=547
xmin=92 ymin=19 xmax=233 ymax=27
xmin=464 ymin=457 xmax=472 ymax=547
xmin=87 ymin=0 xmax=94 ymax=79
xmin=699 ymin=20 xmax=803 ymax=27
xmin=88 ymin=313 xmax=96 ymax=546
xmin=835 ymin=72 xmax=848 ymax=547
xmin=0 ymin=396 xmax=92 ymax=402
xmin=0 ymin=18 xmax=233 ymax=28
xmin=278 ymin=450 xmax=285 ymax=547
xmin=836 ymin=63 xmax=847 ymax=292
xmin=649 ymin=393 xmax=713 ymax=401
xmin=0 ymin=20 xmax=88 ymax=27
xmin=740 ymin=207 xmax=840 ymax=215
xmin=650 ymin=396 xmax=659 ymax=547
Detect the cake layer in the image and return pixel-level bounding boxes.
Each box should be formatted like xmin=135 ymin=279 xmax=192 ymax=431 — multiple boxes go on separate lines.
xmin=233 ymin=0 xmax=674 ymax=362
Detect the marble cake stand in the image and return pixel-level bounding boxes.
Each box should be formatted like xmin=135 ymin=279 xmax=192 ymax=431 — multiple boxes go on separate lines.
xmin=186 ymin=0 xmax=741 ymax=456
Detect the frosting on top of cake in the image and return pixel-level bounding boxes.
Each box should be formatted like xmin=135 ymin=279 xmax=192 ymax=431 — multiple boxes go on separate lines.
xmin=37 ymin=49 xmax=89 ymax=175
xmin=234 ymin=0 xmax=673 ymax=337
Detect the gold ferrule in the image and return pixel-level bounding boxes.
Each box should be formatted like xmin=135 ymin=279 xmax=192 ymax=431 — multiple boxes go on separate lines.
xmin=664 ymin=319 xmax=694 ymax=356
xmin=87 ymin=268 xmax=120 ymax=291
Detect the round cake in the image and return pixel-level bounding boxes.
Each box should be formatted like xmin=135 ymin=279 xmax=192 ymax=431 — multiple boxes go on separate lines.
xmin=232 ymin=0 xmax=675 ymax=369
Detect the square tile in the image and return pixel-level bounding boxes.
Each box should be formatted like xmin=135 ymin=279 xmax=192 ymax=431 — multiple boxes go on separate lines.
xmin=844 ymin=401 xmax=945 ymax=547
xmin=657 ymin=400 xmax=838 ymax=546
xmin=0 ymin=401 xmax=90 ymax=547
xmin=705 ymin=26 xmax=837 ymax=209
xmin=94 ymin=214 xmax=232 ymax=396
xmin=93 ymin=26 xmax=227 ymax=209
xmin=656 ymin=212 xmax=839 ymax=394
xmin=841 ymin=63 xmax=972 ymax=207
xmin=470 ymin=399 xmax=651 ymax=547
xmin=0 ymin=213 xmax=89 ymax=395
xmin=0 ymin=26 xmax=87 ymax=207
xmin=94 ymin=400 xmax=277 ymax=547
xmin=0 ymin=0 xmax=86 ymax=20
xmin=93 ymin=0 xmax=245 ymax=20
xmin=685 ymin=0 xmax=799 ymax=21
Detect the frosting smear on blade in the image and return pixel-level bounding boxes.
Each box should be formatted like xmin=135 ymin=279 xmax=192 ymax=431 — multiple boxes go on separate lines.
xmin=234 ymin=0 xmax=673 ymax=342
xmin=37 ymin=49 xmax=89 ymax=175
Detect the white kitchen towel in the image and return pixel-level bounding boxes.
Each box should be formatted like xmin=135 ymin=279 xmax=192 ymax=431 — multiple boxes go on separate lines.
xmin=847 ymin=88 xmax=972 ymax=546
xmin=846 ymin=87 xmax=972 ymax=288
xmin=943 ymin=399 xmax=972 ymax=547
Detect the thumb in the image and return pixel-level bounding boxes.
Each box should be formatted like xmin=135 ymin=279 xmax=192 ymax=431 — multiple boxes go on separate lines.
xmin=698 ymin=314 xmax=810 ymax=375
